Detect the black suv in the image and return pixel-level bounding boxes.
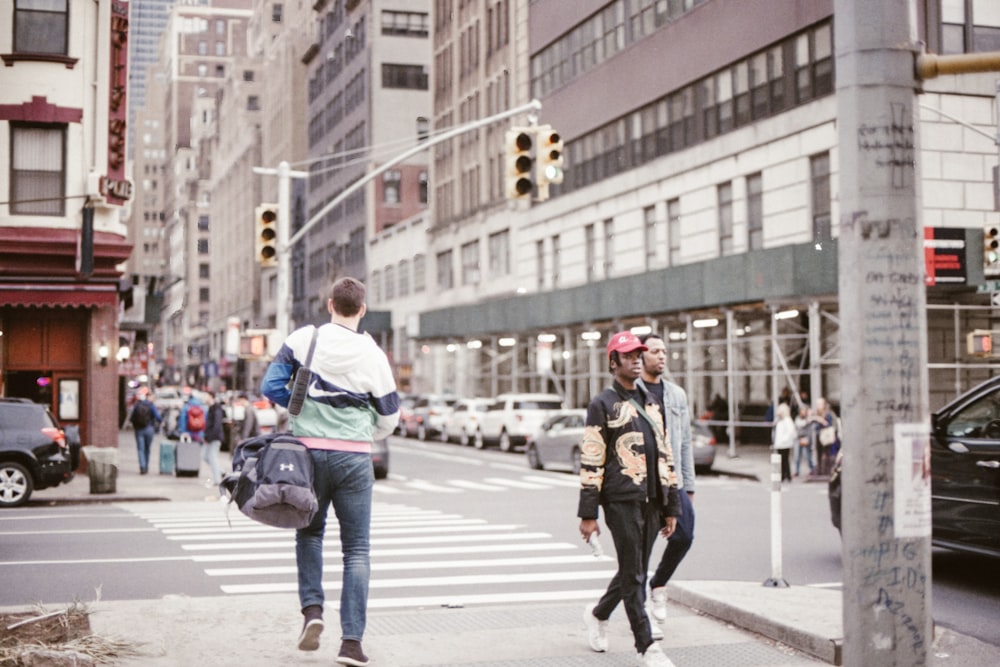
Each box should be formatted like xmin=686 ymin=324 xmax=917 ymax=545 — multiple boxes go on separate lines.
xmin=0 ymin=398 xmax=75 ymax=507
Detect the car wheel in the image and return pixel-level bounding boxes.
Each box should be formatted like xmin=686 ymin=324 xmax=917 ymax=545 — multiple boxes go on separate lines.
xmin=474 ymin=429 xmax=485 ymax=450
xmin=0 ymin=461 xmax=34 ymax=508
xmin=571 ymin=447 xmax=582 ymax=475
xmin=527 ymin=444 xmax=543 ymax=470
xmin=417 ymin=424 xmax=426 ymax=441
xmin=499 ymin=430 xmax=512 ymax=453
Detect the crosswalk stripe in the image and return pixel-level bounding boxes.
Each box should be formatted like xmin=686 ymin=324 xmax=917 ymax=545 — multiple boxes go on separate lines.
xmin=446 ymin=479 xmax=508 ymax=491
xmin=401 ymin=479 xmax=463 ymax=493
xmin=482 ymin=477 xmax=550 ymax=489
xmin=179 ymin=531 xmax=554 ymax=551
xmin=522 ymin=474 xmax=580 ymax=488
xmin=190 ymin=541 xmax=578 ymax=562
xmin=166 ymin=523 xmax=525 ymax=541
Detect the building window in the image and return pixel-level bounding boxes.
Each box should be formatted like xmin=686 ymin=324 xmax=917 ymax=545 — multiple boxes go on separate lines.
xmin=10 ymin=124 xmax=65 ymax=216
xmin=198 ymin=41 xmax=208 ymax=55
xmin=942 ymin=0 xmax=1000 ymax=53
xmin=382 ymin=63 xmax=429 ymax=89
xmin=488 ymin=229 xmax=510 ymax=278
xmin=585 ymin=224 xmax=597 ymax=282
xmin=436 ymin=249 xmax=454 ymax=289
xmin=215 ymin=64 xmax=225 ymax=77
xmin=746 ymin=173 xmax=763 ymax=250
xmin=197 ymin=215 xmax=209 ymax=231
xmin=603 ymin=219 xmax=614 ymax=278
xmin=667 ymin=198 xmax=680 ymax=266
xmin=795 ymin=23 xmax=833 ymax=104
xmin=371 ymin=270 xmax=381 ymax=302
xmin=718 ymin=182 xmax=733 ymax=256
xmin=199 ymin=287 xmax=210 ymax=303
xmin=13 ymin=0 xmax=68 ymax=55
xmin=810 ymin=152 xmax=832 ymax=244
xmin=383 ymin=170 xmax=401 ymax=204
xmin=418 ymin=170 xmax=428 ymax=203
xmin=199 ymin=263 xmax=210 ymax=279
xmin=243 ymin=70 xmax=254 ymax=82
xmin=413 ymin=253 xmax=426 ymax=292
xmin=197 ymin=239 xmax=209 ymax=254
xmin=644 ymin=205 xmax=658 ymax=269
xmin=215 ymin=42 xmax=225 ymax=56
xmin=216 ymin=19 xmax=225 ymax=34
xmin=382 ymin=10 xmax=429 ymax=37
xmin=461 ymin=240 xmax=480 ymax=285
xmin=536 ymin=240 xmax=545 ymax=290
xmin=398 ymin=259 xmax=410 ymax=296
xmin=552 ymin=234 xmax=561 ymax=288
xmin=385 ymin=264 xmax=396 ymax=300
xmin=272 ymin=3 xmax=283 ymax=23
xmin=248 ymin=96 xmax=260 ymax=111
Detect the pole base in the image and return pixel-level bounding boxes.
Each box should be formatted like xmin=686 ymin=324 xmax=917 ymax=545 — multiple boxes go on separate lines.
xmin=762 ymin=577 xmax=790 ymax=588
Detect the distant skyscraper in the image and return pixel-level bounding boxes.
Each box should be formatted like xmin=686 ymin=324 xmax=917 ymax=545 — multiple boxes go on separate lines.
xmin=127 ymin=0 xmax=176 ymax=155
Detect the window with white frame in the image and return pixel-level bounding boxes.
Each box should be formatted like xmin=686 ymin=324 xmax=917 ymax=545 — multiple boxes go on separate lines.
xmin=14 ymin=0 xmax=69 ymax=55
xmin=667 ymin=198 xmax=680 ymax=265
xmin=398 ymin=259 xmax=410 ymax=296
xmin=461 ymin=240 xmax=480 ymax=285
xmin=585 ymin=223 xmax=597 ymax=282
xmin=717 ymin=182 xmax=733 ymax=256
xmin=10 ymin=124 xmax=65 ymax=215
xmin=603 ymin=219 xmax=614 ymax=278
xmin=436 ymin=249 xmax=454 ymax=289
xmin=383 ymin=170 xmax=401 ymax=204
xmin=746 ymin=172 xmax=763 ymax=250
xmin=810 ymin=152 xmax=831 ymax=243
xmin=536 ymin=240 xmax=545 ymax=290
xmin=385 ymin=264 xmax=396 ymax=300
xmin=551 ymin=234 xmax=561 ymax=288
xmin=488 ymin=230 xmax=510 ymax=278
xmin=413 ymin=254 xmax=426 ymax=292
xmin=644 ymin=205 xmax=658 ymax=269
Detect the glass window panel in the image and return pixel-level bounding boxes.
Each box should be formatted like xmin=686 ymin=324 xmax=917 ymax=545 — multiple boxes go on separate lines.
xmin=942 ymin=24 xmax=965 ymax=54
xmin=814 ymin=23 xmax=832 ymax=59
xmin=973 ymin=0 xmax=1000 ymax=27
xmin=942 ymin=0 xmax=965 ymax=23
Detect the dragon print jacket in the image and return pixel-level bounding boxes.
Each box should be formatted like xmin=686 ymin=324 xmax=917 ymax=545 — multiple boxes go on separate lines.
xmin=577 ymin=381 xmax=681 ymax=521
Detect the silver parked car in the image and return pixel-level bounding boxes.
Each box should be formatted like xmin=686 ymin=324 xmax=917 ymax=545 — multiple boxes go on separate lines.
xmin=442 ymin=398 xmax=494 ymax=445
xmin=526 ymin=411 xmax=716 ymax=476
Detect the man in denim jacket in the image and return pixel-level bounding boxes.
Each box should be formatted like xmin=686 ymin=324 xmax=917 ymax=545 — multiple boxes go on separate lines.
xmin=639 ymin=334 xmax=696 ymax=624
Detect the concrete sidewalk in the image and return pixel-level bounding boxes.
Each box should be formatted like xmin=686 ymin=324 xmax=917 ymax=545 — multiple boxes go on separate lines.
xmin=18 ymin=432 xmax=1000 ymax=665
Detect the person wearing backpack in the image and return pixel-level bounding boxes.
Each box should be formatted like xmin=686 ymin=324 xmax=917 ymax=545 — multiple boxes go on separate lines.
xmin=262 ymin=277 xmax=400 ymax=667
xmin=178 ymin=388 xmax=207 ymax=443
xmin=202 ymin=393 xmax=225 ymax=486
xmin=129 ymin=386 xmax=162 ymax=475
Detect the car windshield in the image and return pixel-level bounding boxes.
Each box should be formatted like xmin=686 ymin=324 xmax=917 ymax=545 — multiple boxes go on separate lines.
xmin=0 ymin=404 xmax=55 ymax=430
xmin=946 ymin=391 xmax=1000 ymax=438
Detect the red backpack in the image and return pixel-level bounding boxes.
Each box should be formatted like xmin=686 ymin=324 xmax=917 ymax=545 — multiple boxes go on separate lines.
xmin=187 ymin=404 xmax=206 ymax=431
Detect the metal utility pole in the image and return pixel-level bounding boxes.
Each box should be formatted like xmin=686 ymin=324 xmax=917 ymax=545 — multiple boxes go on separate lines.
xmin=835 ymin=2 xmax=931 ymax=665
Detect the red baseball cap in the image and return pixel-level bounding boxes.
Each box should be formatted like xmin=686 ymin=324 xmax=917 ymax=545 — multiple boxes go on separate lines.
xmin=606 ymin=331 xmax=647 ymax=359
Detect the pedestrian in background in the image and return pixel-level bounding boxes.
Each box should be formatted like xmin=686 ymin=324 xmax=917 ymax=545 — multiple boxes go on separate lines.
xmin=178 ymin=388 xmax=206 ymax=444
xmin=639 ymin=334 xmax=696 ymax=627
xmin=579 ymin=331 xmax=680 ymax=667
xmin=202 ymin=392 xmax=225 ymax=487
xmin=262 ymin=277 xmax=399 ymax=666
xmin=129 ymin=386 xmax=162 ymax=475
xmin=793 ymin=403 xmax=814 ymax=477
xmin=239 ymin=393 xmax=259 ymax=441
xmin=773 ymin=402 xmax=796 ymax=483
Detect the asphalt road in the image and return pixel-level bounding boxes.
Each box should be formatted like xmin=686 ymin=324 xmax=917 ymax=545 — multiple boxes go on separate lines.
xmin=1 ymin=434 xmax=996 ymax=649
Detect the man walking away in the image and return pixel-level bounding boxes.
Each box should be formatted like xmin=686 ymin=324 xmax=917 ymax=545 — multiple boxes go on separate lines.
xmin=202 ymin=393 xmax=225 ymax=486
xmin=579 ymin=331 xmax=680 ymax=667
xmin=262 ymin=277 xmax=399 ymax=667
xmin=639 ymin=334 xmax=696 ymax=625
xmin=129 ymin=387 xmax=162 ymax=474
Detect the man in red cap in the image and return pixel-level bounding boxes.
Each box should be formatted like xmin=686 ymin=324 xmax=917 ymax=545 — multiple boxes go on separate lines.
xmin=578 ymin=331 xmax=681 ymax=666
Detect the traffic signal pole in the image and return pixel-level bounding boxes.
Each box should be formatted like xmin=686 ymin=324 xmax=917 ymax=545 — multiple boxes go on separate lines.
xmin=835 ymin=2 xmax=931 ymax=664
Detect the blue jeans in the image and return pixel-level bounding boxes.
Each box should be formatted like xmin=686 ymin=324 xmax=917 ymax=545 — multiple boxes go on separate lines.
xmin=649 ymin=490 xmax=695 ymax=589
xmin=201 ymin=440 xmax=222 ymax=484
xmin=794 ymin=437 xmax=815 ymax=475
xmin=296 ymin=450 xmax=374 ymax=641
xmin=134 ymin=425 xmax=155 ymax=472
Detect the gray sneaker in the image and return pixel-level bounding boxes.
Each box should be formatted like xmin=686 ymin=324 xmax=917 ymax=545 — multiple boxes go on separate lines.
xmin=583 ymin=602 xmax=608 ymax=652
xmin=638 ymin=643 xmax=676 ymax=666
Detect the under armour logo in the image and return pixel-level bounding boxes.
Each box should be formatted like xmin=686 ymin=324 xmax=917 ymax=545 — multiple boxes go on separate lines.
xmin=279 ymin=463 xmax=295 ymax=472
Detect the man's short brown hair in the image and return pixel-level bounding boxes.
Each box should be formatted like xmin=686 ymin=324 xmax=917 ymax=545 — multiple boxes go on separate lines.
xmin=329 ymin=277 xmax=366 ymax=317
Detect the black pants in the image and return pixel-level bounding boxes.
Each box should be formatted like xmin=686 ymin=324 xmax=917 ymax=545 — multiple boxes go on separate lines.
xmin=778 ymin=448 xmax=791 ymax=481
xmin=593 ymin=499 xmax=661 ymax=654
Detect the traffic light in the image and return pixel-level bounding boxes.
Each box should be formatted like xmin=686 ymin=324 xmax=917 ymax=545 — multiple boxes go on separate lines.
xmin=535 ymin=124 xmax=564 ymax=187
xmin=985 ymin=225 xmax=1000 ymax=275
xmin=505 ymin=127 xmax=534 ymax=200
xmin=967 ymin=329 xmax=997 ymax=357
xmin=255 ymin=204 xmax=278 ymax=267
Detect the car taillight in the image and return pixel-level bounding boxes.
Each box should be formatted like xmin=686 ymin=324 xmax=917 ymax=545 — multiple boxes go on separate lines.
xmin=43 ymin=427 xmax=66 ymax=448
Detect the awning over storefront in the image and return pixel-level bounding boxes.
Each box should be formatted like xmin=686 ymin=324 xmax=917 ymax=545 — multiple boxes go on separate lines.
xmin=0 ymin=284 xmax=118 ymax=308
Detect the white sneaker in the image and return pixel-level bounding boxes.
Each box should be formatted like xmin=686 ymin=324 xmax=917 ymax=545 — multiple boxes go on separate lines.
xmin=638 ymin=643 xmax=676 ymax=667
xmin=650 ymin=586 xmax=668 ymax=621
xmin=583 ymin=603 xmax=608 ymax=652
xmin=645 ymin=605 xmax=664 ymax=640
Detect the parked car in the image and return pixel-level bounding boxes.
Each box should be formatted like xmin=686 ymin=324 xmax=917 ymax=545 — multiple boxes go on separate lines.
xmin=372 ymin=436 xmax=390 ymax=480
xmin=407 ymin=394 xmax=458 ymax=440
xmin=526 ymin=409 xmax=587 ymax=473
xmin=829 ymin=376 xmax=1000 ymax=558
xmin=691 ymin=419 xmax=717 ymax=473
xmin=476 ymin=393 xmax=564 ymax=452
xmin=396 ymin=394 xmax=417 ymax=436
xmin=526 ymin=412 xmax=716 ymax=476
xmin=0 ymin=398 xmax=75 ymax=507
xmin=442 ymin=398 xmax=495 ymax=445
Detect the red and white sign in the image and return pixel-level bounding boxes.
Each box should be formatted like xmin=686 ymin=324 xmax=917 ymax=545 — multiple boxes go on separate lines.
xmin=105 ymin=0 xmax=132 ymax=205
